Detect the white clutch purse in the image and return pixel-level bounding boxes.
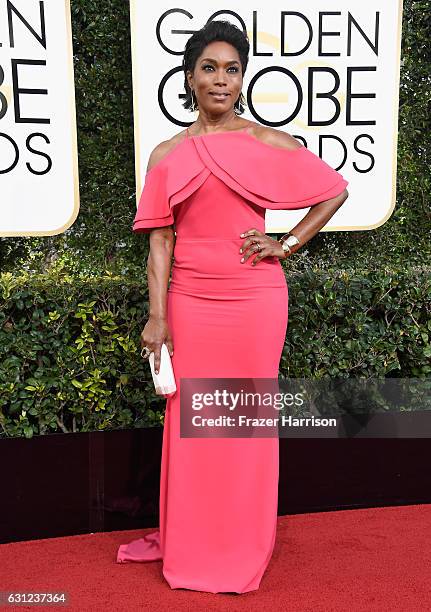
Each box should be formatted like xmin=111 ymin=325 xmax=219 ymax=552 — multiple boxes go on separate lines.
xmin=148 ymin=343 xmax=176 ymax=396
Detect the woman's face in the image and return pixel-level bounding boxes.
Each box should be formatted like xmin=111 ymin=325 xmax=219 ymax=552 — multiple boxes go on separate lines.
xmin=187 ymin=41 xmax=243 ymax=115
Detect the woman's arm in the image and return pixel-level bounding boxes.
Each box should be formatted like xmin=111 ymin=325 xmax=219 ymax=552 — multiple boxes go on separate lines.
xmin=239 ymin=189 xmax=348 ymax=264
xmin=145 ymin=140 xmax=176 ymax=319
xmin=140 ymin=141 xmax=177 ymax=373
xmin=239 ymin=127 xmax=349 ymax=263
xmin=282 ymin=188 xmax=349 ymax=255
xmin=147 ymin=227 xmax=175 ymax=319
xmin=141 ymin=227 xmax=175 ymax=374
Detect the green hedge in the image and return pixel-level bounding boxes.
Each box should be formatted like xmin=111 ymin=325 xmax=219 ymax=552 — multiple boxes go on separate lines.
xmin=1 ymin=266 xmax=429 ymax=438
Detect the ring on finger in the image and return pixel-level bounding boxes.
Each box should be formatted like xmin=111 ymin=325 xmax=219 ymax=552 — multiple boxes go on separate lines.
xmin=141 ymin=346 xmax=152 ymax=359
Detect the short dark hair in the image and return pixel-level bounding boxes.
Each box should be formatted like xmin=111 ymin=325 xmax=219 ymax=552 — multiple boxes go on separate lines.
xmin=182 ymin=20 xmax=250 ymax=115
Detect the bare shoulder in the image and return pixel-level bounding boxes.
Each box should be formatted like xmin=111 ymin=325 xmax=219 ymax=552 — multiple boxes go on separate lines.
xmin=146 ymin=130 xmax=188 ymax=172
xmin=248 ymin=123 xmax=303 ymax=151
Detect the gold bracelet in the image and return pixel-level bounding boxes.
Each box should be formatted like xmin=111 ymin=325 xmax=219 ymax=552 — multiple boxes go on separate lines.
xmin=279 ymin=232 xmax=300 ymax=259
xmin=278 ymin=233 xmax=290 ymax=243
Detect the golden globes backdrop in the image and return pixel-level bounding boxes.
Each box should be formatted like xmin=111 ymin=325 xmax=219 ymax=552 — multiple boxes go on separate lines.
xmin=0 ymin=0 xmax=79 ymax=237
xmin=130 ymin=2 xmax=403 ymax=232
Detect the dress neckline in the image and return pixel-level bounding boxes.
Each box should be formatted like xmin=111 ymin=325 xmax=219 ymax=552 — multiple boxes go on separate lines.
xmin=146 ymin=128 xmax=304 ymax=176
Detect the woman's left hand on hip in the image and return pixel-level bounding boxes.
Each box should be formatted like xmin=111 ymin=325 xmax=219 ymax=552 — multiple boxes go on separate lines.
xmin=239 ymin=228 xmax=285 ymax=266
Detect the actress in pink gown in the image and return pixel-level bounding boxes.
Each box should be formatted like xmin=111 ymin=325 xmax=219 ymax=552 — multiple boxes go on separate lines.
xmin=116 ymin=124 xmax=348 ymax=593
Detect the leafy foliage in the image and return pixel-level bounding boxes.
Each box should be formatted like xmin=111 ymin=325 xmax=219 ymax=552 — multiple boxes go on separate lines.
xmin=1 ymin=266 xmax=429 ymax=438
xmin=0 ymin=270 xmax=165 ymax=438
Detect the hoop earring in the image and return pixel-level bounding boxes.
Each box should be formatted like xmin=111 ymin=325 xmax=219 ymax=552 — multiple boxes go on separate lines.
xmin=191 ymin=89 xmax=197 ymax=112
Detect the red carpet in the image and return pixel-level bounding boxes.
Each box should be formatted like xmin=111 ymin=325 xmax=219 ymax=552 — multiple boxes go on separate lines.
xmin=1 ymin=504 xmax=430 ymax=611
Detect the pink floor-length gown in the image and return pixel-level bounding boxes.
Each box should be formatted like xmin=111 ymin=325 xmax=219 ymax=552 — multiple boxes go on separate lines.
xmin=116 ymin=126 xmax=348 ymax=593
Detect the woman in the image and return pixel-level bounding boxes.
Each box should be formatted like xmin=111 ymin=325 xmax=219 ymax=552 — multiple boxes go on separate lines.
xmin=117 ymin=20 xmax=349 ymax=594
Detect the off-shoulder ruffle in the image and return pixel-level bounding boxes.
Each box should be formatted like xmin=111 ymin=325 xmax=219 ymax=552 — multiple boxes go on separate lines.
xmin=132 ymin=131 xmax=348 ymax=233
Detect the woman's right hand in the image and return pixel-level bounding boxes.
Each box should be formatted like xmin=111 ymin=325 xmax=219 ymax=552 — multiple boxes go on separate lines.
xmin=141 ymin=315 xmax=174 ymax=374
